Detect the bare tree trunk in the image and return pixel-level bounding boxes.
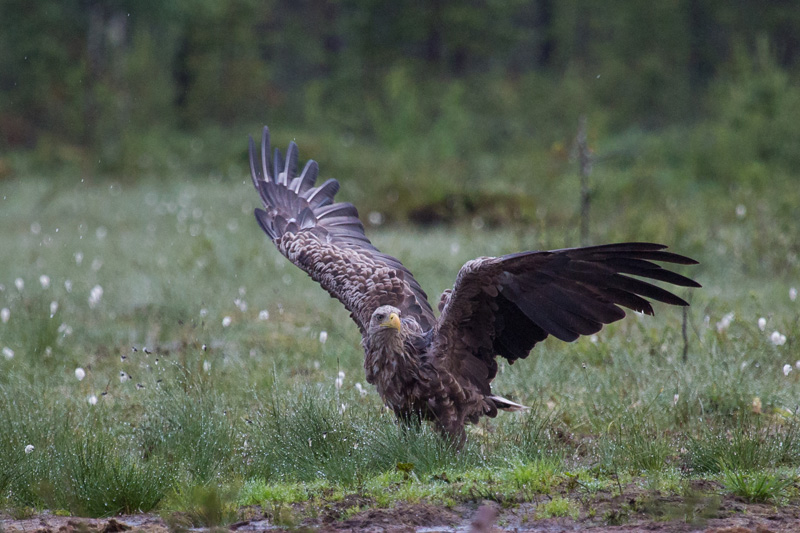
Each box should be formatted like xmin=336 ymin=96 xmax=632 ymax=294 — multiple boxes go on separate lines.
xmin=576 ymin=115 xmax=592 ymax=246
xmin=682 ymin=305 xmax=689 ymax=362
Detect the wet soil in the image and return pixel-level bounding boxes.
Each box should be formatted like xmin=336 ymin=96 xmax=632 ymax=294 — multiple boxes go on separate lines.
xmin=2 ymin=484 xmax=799 ymax=532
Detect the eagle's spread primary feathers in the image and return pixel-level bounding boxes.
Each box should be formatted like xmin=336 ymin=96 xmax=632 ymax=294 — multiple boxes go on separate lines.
xmin=249 ymin=126 xmax=701 ymax=443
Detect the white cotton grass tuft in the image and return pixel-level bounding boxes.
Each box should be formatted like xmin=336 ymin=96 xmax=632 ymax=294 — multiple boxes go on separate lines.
xmin=75 ymin=367 xmax=86 ymax=381
xmin=88 ymin=285 xmax=103 ymax=308
xmin=791 ymin=287 xmax=798 ymax=302
xmin=203 ymin=360 xmax=211 ymax=372
xmin=716 ymin=312 xmax=734 ymax=333
xmin=319 ymin=331 xmax=328 ymax=344
xmin=783 ymin=364 xmax=792 ymax=376
xmin=735 ymin=204 xmax=746 ymax=218
xmin=758 ymin=317 xmax=767 ymax=331
xmin=673 ymin=393 xmax=679 ymax=406
xmin=222 ymin=316 xmax=232 ymax=327
xmin=88 ymin=395 xmax=98 ymax=405
xmin=1 ymin=308 xmax=9 ymax=324
xmin=771 ymin=331 xmax=787 ymax=346
xmin=24 ymin=444 xmax=34 ymax=454
xmin=64 ymin=280 xmax=73 ymax=293
xmin=335 ymin=372 xmax=344 ymax=389
xmin=258 ymin=310 xmax=269 ymax=321
xmin=2 ymin=347 xmax=14 ymax=360
xmin=368 ymin=211 xmax=384 ymax=225
xmin=15 ymin=278 xmax=24 ymax=291
xmin=50 ymin=301 xmax=58 ymax=317
xmin=355 ymin=382 xmax=367 ymax=398
xmin=39 ymin=275 xmax=50 ymax=289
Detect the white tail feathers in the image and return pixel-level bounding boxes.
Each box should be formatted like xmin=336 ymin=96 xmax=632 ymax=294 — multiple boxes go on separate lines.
xmin=488 ymin=395 xmax=529 ymax=412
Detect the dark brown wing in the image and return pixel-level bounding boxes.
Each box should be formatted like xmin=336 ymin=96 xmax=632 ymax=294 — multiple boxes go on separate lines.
xmin=250 ymin=126 xmax=435 ymax=334
xmin=433 ymin=243 xmax=701 ymax=393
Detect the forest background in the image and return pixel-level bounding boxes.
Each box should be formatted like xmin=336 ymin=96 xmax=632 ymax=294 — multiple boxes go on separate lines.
xmin=2 ymin=0 xmax=800 ymax=214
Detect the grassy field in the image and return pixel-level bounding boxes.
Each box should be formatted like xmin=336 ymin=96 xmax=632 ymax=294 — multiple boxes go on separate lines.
xmin=1 ymin=146 xmax=799 ymax=529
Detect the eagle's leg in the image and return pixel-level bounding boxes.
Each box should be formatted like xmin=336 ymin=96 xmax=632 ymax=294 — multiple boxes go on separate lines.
xmin=441 ymin=424 xmax=467 ymax=449
xmin=426 ymin=401 xmax=467 ymax=448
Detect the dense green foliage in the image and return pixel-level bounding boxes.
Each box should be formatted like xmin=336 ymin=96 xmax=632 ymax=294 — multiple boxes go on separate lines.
xmin=2 ymin=0 xmax=800 ymax=188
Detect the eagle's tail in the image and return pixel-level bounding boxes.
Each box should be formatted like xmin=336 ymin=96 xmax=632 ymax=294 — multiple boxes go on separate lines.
xmin=488 ymin=394 xmax=529 ymax=412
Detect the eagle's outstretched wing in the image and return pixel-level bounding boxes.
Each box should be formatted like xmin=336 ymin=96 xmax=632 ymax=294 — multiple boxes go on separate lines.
xmin=434 ymin=243 xmax=700 ymax=394
xmin=250 ymin=127 xmax=435 ymax=334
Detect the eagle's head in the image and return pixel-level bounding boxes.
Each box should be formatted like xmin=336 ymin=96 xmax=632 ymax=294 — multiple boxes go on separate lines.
xmin=369 ymin=305 xmax=402 ymax=336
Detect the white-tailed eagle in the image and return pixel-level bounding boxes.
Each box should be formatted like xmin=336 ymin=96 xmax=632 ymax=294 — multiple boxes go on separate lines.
xmin=249 ymin=126 xmax=700 ymax=442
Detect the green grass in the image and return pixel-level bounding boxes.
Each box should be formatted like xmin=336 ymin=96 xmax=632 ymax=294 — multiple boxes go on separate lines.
xmin=1 ymin=129 xmax=800 ymax=521
xmin=536 ymin=496 xmax=579 ymax=519
xmin=720 ymin=467 xmax=795 ymax=503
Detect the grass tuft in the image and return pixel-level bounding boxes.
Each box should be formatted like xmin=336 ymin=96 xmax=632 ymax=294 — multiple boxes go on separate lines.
xmin=686 ymin=413 xmax=800 ymax=474
xmin=536 ymin=496 xmax=578 ymax=519
xmin=163 ymin=483 xmax=240 ymax=528
xmin=720 ymin=466 xmax=794 ymax=503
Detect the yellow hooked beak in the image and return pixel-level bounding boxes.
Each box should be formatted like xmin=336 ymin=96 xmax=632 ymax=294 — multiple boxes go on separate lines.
xmin=380 ymin=312 xmax=401 ymax=331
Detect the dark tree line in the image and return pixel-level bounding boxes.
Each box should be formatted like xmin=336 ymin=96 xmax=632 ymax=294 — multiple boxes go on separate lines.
xmin=1 ymin=0 xmax=799 ymax=169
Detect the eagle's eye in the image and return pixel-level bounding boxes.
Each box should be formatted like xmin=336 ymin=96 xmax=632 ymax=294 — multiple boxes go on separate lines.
xmin=375 ymin=313 xmax=385 ymax=322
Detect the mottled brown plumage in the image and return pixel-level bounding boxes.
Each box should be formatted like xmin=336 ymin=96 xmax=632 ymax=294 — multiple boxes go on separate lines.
xmin=249 ymin=126 xmax=701 ymax=443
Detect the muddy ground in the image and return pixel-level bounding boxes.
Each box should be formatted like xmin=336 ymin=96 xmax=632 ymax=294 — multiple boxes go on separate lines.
xmin=2 ymin=481 xmax=799 ymax=532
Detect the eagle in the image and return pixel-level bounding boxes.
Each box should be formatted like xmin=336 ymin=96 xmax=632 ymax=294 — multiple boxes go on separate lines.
xmin=249 ymin=126 xmax=700 ymax=443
